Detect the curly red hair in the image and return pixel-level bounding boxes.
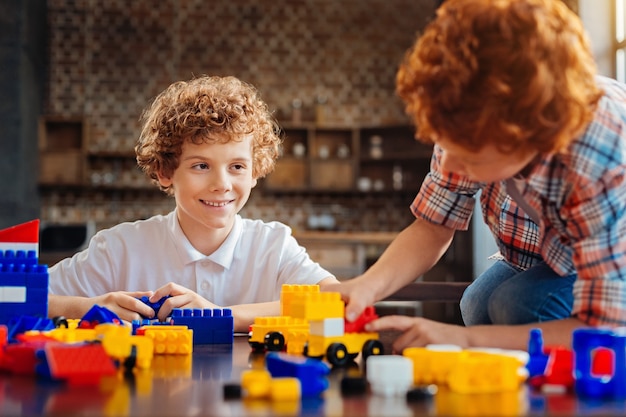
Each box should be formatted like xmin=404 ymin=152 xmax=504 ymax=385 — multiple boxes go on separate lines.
xmin=136 ymin=75 xmax=281 ymax=195
xmin=396 ymin=0 xmax=603 ymax=154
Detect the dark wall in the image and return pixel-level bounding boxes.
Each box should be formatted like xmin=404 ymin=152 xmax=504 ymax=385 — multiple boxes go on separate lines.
xmin=0 ymin=0 xmax=46 ymax=229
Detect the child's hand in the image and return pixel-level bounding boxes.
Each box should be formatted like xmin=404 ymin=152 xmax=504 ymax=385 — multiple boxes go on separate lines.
xmin=149 ymin=282 xmax=220 ymax=321
xmin=322 ymin=279 xmax=376 ymax=323
xmin=91 ymin=291 xmax=156 ymax=323
xmin=364 ymin=315 xmax=470 ymax=353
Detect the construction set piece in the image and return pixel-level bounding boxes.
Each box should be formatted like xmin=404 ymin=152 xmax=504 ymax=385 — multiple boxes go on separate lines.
xmin=78 ymin=305 xmax=123 ymax=329
xmin=136 ymin=295 xmax=171 ymax=318
xmin=37 ymin=342 xmax=117 ymax=385
xmin=572 ymin=327 xmax=626 ymax=398
xmin=0 ymin=251 xmax=49 ymax=325
xmin=170 ymin=308 xmax=234 ymax=345
xmin=366 ymin=355 xmax=413 ymax=397
xmin=248 ymin=284 xmax=384 ymax=366
xmin=403 ymin=344 xmax=528 ymax=394
xmin=137 ymin=325 xmax=193 ymax=355
xmin=265 ymin=352 xmax=330 ymax=397
xmin=240 ymin=368 xmax=301 ymax=401
xmin=0 ymin=219 xmax=40 ymax=255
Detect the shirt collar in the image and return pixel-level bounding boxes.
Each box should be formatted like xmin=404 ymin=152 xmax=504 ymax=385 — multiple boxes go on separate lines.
xmin=168 ymin=209 xmax=242 ymax=269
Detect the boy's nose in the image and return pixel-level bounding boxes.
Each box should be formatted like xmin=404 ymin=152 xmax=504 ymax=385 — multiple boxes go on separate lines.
xmin=209 ymin=170 xmax=231 ymax=191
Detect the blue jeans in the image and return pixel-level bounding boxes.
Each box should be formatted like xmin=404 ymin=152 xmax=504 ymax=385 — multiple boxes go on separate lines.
xmin=459 ymin=260 xmax=576 ymax=325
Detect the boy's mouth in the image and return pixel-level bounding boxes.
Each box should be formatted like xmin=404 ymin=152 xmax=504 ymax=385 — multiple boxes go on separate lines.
xmin=200 ymin=200 xmax=231 ymax=207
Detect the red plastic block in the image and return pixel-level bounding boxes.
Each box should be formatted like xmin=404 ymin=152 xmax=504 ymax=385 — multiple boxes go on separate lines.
xmin=45 ymin=343 xmax=117 ymax=385
xmin=344 ymin=306 xmax=378 ymax=333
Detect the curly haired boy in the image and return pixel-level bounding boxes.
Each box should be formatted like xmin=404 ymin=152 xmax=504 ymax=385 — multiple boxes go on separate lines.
xmin=330 ymin=0 xmax=626 ymax=351
xmin=49 ymin=75 xmax=338 ymax=331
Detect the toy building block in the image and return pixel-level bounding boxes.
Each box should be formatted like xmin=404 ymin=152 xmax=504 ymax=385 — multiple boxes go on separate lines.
xmin=170 ymin=308 xmax=234 ymax=345
xmin=0 ymin=219 xmax=40 ymax=256
xmin=265 ymin=352 xmax=330 ymax=397
xmin=573 ymin=327 xmax=626 ymax=398
xmin=289 ymin=292 xmax=344 ymax=321
xmin=137 ymin=325 xmax=193 ymax=355
xmin=0 ymin=254 xmax=49 ymax=325
xmin=95 ymin=323 xmax=154 ymax=370
xmin=78 ymin=305 xmax=122 ymax=328
xmin=240 ymin=368 xmax=301 ymax=401
xmin=526 ymin=328 xmax=574 ymax=391
xmin=6 ymin=315 xmax=54 ymax=342
xmin=136 ymin=295 xmax=171 ymax=318
xmin=307 ymin=330 xmax=383 ymax=367
xmin=39 ymin=342 xmax=117 ymax=385
xmin=310 ymin=317 xmax=344 ymax=337
xmin=248 ymin=316 xmax=309 ymax=353
xmin=344 ymin=306 xmax=378 ymax=333
xmin=366 ymin=355 xmax=413 ymax=397
xmin=403 ymin=345 xmax=528 ymax=393
xmin=280 ymin=284 xmax=319 ymax=317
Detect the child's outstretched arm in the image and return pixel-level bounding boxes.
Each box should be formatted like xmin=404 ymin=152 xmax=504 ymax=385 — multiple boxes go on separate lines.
xmin=48 ymin=291 xmax=156 ymax=323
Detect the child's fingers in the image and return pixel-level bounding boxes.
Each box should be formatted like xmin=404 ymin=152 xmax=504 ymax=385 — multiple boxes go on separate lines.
xmin=365 ymin=315 xmax=416 ymax=332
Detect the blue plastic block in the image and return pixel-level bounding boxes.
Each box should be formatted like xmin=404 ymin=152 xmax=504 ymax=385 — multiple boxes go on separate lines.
xmin=170 ymin=308 xmax=234 ymax=345
xmin=266 ymin=352 xmax=330 ymax=396
xmin=573 ymin=328 xmax=626 ymax=398
xmin=0 ymin=255 xmax=48 ymax=325
xmin=137 ymin=295 xmax=171 ymax=318
xmin=527 ymin=328 xmax=549 ymax=378
xmin=79 ymin=305 xmax=122 ymax=328
xmin=6 ymin=315 xmax=54 ymax=342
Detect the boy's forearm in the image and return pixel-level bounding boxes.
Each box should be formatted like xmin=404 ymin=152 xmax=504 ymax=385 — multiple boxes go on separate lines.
xmin=466 ymin=317 xmax=586 ymax=350
xmin=228 ymin=301 xmax=281 ymax=333
xmin=363 ymin=218 xmax=455 ymax=301
xmin=48 ymin=294 xmax=93 ymax=319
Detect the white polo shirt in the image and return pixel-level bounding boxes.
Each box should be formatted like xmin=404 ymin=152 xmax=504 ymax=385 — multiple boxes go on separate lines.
xmin=49 ymin=211 xmax=333 ymax=306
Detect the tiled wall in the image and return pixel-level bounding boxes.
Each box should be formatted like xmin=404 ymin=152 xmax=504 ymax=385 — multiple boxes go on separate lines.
xmin=41 ymin=0 xmax=437 ymax=232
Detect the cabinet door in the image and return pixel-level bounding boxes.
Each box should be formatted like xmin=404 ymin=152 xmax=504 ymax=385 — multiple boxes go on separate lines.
xmin=358 ymin=126 xmax=433 ymax=192
xmin=265 ymin=127 xmax=309 ymax=190
xmin=308 ymin=128 xmax=357 ymax=191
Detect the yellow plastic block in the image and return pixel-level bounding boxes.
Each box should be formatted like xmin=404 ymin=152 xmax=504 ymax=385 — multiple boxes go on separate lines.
xmin=290 ymin=292 xmax=344 ymax=320
xmin=269 ymin=377 xmax=301 ymax=401
xmin=241 ymin=369 xmax=272 ymax=398
xmin=248 ymin=317 xmax=309 ymax=345
xmin=141 ymin=325 xmax=193 ymax=355
xmin=447 ymin=351 xmax=525 ymax=394
xmin=45 ymin=327 xmax=97 ymax=343
xmin=403 ymin=346 xmax=461 ymax=385
xmin=280 ymin=284 xmax=320 ymax=316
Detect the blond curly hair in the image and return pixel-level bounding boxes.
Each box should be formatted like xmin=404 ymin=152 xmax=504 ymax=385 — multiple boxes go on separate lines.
xmin=136 ymin=75 xmax=281 ymax=194
xmin=396 ymin=0 xmax=603 ymax=154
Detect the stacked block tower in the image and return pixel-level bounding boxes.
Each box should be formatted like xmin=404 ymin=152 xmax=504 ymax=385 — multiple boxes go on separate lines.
xmin=0 ymin=220 xmax=49 ymax=324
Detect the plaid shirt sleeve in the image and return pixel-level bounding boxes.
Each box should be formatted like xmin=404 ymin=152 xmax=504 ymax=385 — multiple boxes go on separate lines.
xmin=544 ymin=76 xmax=626 ymax=327
xmin=411 ymin=145 xmax=481 ymax=231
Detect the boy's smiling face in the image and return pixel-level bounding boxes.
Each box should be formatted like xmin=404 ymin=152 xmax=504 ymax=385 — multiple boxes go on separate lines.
xmin=157 ymin=135 xmax=257 ymax=250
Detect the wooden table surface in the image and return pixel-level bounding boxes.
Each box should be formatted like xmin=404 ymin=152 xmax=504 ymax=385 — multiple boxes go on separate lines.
xmin=0 ymin=333 xmax=624 ymax=417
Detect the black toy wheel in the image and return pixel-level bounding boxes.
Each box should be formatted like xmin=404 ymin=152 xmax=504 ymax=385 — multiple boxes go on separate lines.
xmin=362 ymin=339 xmax=384 ymax=363
xmin=264 ymin=332 xmax=285 ymax=351
xmin=326 ymin=342 xmax=350 ymax=367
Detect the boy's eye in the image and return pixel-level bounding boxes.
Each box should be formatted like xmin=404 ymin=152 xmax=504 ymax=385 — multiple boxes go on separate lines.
xmin=232 ymin=164 xmax=245 ymax=170
xmin=193 ymin=163 xmax=209 ymax=170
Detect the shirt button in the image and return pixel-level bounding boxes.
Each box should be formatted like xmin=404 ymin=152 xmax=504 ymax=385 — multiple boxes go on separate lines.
xmin=201 ymin=282 xmax=209 ymax=291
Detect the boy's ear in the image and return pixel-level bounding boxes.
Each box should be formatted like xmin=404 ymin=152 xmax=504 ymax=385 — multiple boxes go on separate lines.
xmin=251 ymin=178 xmax=258 ymax=188
xmin=156 ymin=171 xmax=173 ymax=187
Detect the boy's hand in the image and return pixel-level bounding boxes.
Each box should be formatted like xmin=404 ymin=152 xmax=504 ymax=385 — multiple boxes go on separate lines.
xmin=91 ymin=291 xmax=156 ymax=323
xmin=150 ymin=282 xmax=220 ymax=321
xmin=365 ymin=315 xmax=470 ymax=353
xmin=322 ymin=278 xmax=376 ymax=323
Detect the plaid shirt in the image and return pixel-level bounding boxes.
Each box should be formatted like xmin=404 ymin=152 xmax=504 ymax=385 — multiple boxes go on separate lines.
xmin=411 ymin=76 xmax=626 ymax=327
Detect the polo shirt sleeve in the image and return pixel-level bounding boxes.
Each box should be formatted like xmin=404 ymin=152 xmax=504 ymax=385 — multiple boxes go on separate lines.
xmin=48 ymin=230 xmax=117 ymax=297
xmin=566 ymin=167 xmax=626 ymax=326
xmin=277 ymin=233 xmax=335 ymax=286
xmin=411 ymin=145 xmax=481 ymax=231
